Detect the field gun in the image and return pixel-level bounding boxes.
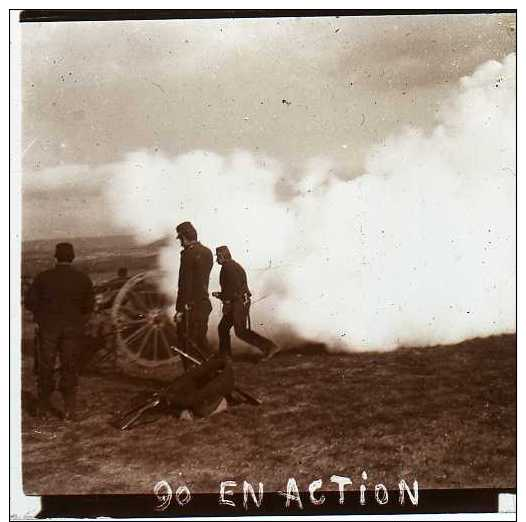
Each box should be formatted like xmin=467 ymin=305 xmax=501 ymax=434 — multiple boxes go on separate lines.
xmin=91 ymin=270 xmax=183 ymax=372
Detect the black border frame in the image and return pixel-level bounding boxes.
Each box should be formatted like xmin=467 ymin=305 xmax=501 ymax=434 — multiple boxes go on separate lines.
xmin=17 ymin=9 xmax=518 ymax=23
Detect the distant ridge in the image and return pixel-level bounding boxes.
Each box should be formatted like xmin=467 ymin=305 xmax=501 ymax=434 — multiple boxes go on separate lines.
xmin=21 ymin=234 xmax=160 ymax=277
xmin=22 ymin=234 xmax=138 ymax=253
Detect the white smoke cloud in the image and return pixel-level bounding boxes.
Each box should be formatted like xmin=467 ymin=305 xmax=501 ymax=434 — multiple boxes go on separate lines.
xmin=105 ymin=150 xmax=298 ymax=340
xmin=104 ymin=53 xmax=516 ymax=351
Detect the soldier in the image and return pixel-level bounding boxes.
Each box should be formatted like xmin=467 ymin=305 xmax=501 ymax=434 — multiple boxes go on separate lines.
xmin=95 ymin=266 xmax=130 ymax=310
xmin=25 ymin=242 xmax=94 ymax=420
xmin=105 ymin=266 xmax=129 ymax=291
xmin=213 ymin=245 xmax=280 ymax=360
xmin=174 ymin=222 xmax=214 ymax=365
xmin=115 ymin=353 xmax=234 ymax=429
xmin=165 ymin=353 xmax=234 ymax=420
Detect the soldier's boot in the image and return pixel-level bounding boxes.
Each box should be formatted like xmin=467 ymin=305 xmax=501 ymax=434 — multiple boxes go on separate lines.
xmin=261 ymin=343 xmax=281 ymax=361
xmin=63 ymin=390 xmax=78 ymax=422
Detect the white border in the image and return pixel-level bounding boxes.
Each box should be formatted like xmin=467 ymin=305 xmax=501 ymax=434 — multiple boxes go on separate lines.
xmin=9 ymin=9 xmax=41 ymax=521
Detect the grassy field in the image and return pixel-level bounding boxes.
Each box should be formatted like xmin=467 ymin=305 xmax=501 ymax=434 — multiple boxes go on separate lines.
xmin=18 ymin=237 xmax=516 ymax=495
xmin=20 ymin=333 xmax=515 ymax=495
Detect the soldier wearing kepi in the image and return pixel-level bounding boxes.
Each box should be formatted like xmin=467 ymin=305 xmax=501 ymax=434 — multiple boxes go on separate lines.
xmin=213 ymin=246 xmax=280 ymax=360
xmin=174 ymin=222 xmax=214 ymax=365
xmin=25 ymin=242 xmax=94 ymax=421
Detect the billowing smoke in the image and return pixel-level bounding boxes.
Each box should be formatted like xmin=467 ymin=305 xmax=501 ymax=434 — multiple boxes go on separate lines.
xmin=105 ymin=54 xmax=515 ymax=351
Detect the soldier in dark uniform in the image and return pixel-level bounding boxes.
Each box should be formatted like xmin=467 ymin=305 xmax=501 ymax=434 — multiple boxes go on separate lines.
xmin=213 ymin=245 xmax=280 ymax=360
xmin=115 ymin=353 xmax=233 ymax=429
xmin=165 ymin=354 xmax=234 ymax=419
xmin=100 ymin=266 xmax=129 ymax=293
xmin=25 ymin=242 xmax=94 ymax=420
xmin=94 ymin=266 xmax=130 ymax=310
xmin=174 ymin=222 xmax=214 ymax=365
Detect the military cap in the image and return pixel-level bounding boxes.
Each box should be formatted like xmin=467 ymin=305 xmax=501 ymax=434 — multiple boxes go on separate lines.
xmin=176 ymin=221 xmax=197 ymax=241
xmin=55 ymin=242 xmax=75 ymax=262
xmin=216 ymin=245 xmax=232 ymax=259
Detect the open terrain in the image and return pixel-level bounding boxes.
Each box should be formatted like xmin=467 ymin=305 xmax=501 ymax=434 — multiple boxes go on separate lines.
xmin=18 ymin=237 xmax=516 ymax=495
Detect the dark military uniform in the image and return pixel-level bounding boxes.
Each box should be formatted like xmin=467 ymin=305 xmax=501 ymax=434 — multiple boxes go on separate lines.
xmin=95 ymin=274 xmax=130 ymax=310
xmin=217 ymin=258 xmax=277 ymax=358
xmin=164 ymin=355 xmax=234 ymax=417
xmin=25 ymin=263 xmax=94 ymax=404
xmin=176 ymin=241 xmax=214 ymax=361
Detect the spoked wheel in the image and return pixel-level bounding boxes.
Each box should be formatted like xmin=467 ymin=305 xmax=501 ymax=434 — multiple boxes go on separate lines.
xmin=111 ymin=271 xmax=182 ymax=371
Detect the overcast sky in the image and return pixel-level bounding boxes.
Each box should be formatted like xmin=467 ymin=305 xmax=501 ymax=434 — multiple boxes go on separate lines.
xmin=20 ymin=13 xmax=516 ymax=240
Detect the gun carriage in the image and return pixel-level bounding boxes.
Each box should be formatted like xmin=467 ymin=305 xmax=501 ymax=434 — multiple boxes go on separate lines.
xmin=92 ymin=270 xmax=261 ymax=429
xmin=91 ymin=270 xmax=182 ymax=373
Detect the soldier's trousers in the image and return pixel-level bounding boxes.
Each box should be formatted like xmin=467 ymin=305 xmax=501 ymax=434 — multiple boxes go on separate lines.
xmin=177 ymin=300 xmax=213 ymax=365
xmin=165 ymin=357 xmax=234 ymax=416
xmin=37 ymin=324 xmax=82 ymax=399
xmin=218 ymin=300 xmax=276 ymax=357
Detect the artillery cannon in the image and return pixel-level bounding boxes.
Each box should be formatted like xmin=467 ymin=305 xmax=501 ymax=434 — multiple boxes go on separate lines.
xmin=93 ymin=269 xmax=263 ymax=429
xmin=91 ymin=270 xmax=182 ymax=373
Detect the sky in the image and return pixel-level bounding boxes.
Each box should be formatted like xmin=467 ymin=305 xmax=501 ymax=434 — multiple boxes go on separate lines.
xmin=20 ymin=12 xmax=516 ymax=240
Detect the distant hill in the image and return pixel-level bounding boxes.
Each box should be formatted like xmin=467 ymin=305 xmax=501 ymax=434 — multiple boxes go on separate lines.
xmin=22 ymin=235 xmax=138 ymax=256
xmin=21 ymin=235 xmax=162 ymax=278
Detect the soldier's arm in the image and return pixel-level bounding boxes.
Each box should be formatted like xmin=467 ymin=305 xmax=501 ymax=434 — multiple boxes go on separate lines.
xmin=176 ymin=253 xmax=194 ymax=311
xmin=83 ymin=277 xmax=96 ymax=315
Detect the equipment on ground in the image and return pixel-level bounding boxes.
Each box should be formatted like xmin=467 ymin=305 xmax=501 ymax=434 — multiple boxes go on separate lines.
xmin=112 ymin=343 xmax=261 ymax=431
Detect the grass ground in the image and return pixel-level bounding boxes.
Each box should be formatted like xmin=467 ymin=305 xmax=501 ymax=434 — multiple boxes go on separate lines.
xmin=20 ymin=333 xmax=515 ymax=495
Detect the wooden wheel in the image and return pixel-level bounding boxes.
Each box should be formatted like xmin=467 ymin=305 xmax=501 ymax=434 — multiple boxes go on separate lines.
xmin=111 ymin=271 xmax=181 ymax=369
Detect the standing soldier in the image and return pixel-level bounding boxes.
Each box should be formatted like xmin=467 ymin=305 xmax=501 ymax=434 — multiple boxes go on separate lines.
xmin=213 ymin=246 xmax=280 ymax=360
xmin=25 ymin=242 xmax=94 ymax=420
xmin=94 ymin=266 xmax=130 ymax=310
xmin=174 ymin=222 xmax=214 ymax=365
